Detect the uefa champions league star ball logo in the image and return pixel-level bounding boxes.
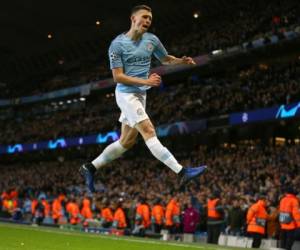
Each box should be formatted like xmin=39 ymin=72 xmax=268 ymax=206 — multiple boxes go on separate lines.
xmin=110 ymin=52 xmax=118 ymax=61
xmin=146 ymin=43 xmax=154 ymax=52
xmin=242 ymin=112 xmax=248 ymax=123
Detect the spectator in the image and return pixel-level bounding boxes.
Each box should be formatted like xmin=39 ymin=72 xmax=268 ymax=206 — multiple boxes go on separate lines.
xmin=183 ymin=198 xmax=199 ymax=234
xmin=226 ymin=197 xmax=245 ymax=236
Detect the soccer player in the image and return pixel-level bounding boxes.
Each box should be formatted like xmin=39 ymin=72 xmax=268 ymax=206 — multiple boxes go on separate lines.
xmin=80 ymin=5 xmax=207 ymax=192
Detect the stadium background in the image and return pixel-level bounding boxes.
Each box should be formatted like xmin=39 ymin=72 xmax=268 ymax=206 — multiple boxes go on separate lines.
xmin=1 ymin=0 xmax=300 ymax=249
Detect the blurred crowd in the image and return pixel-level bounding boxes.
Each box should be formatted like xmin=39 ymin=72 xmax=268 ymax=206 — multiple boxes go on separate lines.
xmin=1 ymin=0 xmax=300 ymax=98
xmin=1 ymin=59 xmax=300 ymax=145
xmin=0 ymin=143 xmax=299 ymax=240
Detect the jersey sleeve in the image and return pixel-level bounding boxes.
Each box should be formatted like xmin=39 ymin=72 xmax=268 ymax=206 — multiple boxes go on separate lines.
xmin=152 ymin=35 xmax=168 ymax=61
xmin=108 ymin=40 xmax=123 ymax=69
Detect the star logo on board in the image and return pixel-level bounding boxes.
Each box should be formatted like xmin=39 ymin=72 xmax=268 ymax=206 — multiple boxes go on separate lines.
xmin=242 ymin=113 xmax=248 ymax=123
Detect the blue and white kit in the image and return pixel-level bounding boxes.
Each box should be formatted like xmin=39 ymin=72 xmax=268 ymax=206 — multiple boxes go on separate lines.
xmin=109 ymin=32 xmax=168 ymax=127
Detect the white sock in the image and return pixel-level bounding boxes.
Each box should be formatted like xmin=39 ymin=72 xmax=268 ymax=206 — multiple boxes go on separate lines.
xmin=92 ymin=140 xmax=127 ymax=169
xmin=145 ymin=137 xmax=183 ymax=173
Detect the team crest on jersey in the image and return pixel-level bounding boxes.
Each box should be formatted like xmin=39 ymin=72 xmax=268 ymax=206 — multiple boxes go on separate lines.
xmin=146 ymin=43 xmax=154 ymax=52
xmin=137 ymin=108 xmax=144 ymax=116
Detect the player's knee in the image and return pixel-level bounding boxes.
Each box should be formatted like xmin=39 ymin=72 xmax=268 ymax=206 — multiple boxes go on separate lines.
xmin=122 ymin=139 xmax=136 ymax=149
xmin=142 ymin=125 xmax=156 ymax=139
xmin=120 ymin=136 xmax=137 ymax=149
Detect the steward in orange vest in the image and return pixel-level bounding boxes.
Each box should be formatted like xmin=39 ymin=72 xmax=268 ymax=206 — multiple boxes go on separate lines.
xmin=295 ymin=195 xmax=300 ymax=241
xmin=112 ymin=200 xmax=127 ymax=229
xmin=297 ymin=195 xmax=300 ymax=229
xmin=165 ymin=197 xmax=180 ymax=226
xmin=151 ymin=198 xmax=165 ymax=233
xmin=31 ymin=199 xmax=38 ymax=217
xmin=246 ymin=195 xmax=268 ymax=248
xmin=66 ymin=198 xmax=81 ymax=225
xmin=165 ymin=195 xmax=181 ymax=237
xmin=279 ymin=187 xmax=300 ymax=250
xmin=41 ymin=198 xmax=50 ymax=218
xmin=81 ymin=197 xmax=93 ymax=219
xmin=133 ymin=197 xmax=151 ymax=236
xmin=135 ymin=198 xmax=151 ymax=228
xmin=207 ymin=190 xmax=224 ymax=244
xmin=52 ymin=194 xmax=66 ymax=224
xmin=100 ymin=201 xmax=114 ymax=228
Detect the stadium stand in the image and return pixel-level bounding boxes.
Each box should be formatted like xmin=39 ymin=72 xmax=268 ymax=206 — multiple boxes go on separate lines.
xmin=1 ymin=1 xmax=300 ymax=249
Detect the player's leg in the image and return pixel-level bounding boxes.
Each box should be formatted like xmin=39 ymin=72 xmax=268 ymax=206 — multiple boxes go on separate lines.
xmin=135 ymin=119 xmax=207 ymax=186
xmin=135 ymin=119 xmax=183 ymax=173
xmin=115 ymin=90 xmax=206 ymax=187
xmin=91 ymin=123 xmax=138 ymax=169
xmin=79 ymin=123 xmax=138 ymax=193
xmin=118 ymin=91 xmax=184 ymax=173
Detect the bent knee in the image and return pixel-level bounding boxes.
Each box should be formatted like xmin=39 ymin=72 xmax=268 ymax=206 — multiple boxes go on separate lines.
xmin=141 ymin=125 xmax=156 ymax=139
xmin=119 ymin=134 xmax=137 ymax=149
xmin=120 ymin=139 xmax=136 ymax=149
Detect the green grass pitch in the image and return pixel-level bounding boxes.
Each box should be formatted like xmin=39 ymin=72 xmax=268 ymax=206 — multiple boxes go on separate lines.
xmin=0 ymin=222 xmax=253 ymax=250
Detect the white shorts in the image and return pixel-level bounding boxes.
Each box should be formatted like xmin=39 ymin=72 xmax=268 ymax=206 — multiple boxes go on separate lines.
xmin=115 ymin=90 xmax=149 ymax=127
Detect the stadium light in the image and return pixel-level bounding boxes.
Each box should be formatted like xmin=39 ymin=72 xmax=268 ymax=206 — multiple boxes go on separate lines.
xmin=212 ymin=49 xmax=223 ymax=55
xmin=193 ymin=12 xmax=199 ymax=19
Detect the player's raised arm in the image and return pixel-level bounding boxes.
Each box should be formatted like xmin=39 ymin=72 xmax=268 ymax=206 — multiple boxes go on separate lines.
xmin=160 ymin=55 xmax=196 ymax=65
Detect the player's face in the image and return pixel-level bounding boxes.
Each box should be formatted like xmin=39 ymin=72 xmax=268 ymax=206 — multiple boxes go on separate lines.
xmin=131 ymin=9 xmax=152 ymax=34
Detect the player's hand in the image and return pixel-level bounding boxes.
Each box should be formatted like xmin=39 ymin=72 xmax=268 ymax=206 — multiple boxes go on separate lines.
xmin=182 ymin=56 xmax=196 ymax=65
xmin=146 ymin=73 xmax=161 ymax=87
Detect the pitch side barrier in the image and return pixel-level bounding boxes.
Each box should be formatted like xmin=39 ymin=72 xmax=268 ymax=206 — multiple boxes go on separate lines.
xmin=0 ymin=120 xmax=207 ymax=155
xmin=230 ymin=101 xmax=300 ymax=125
xmin=1 ymin=100 xmax=300 ymax=155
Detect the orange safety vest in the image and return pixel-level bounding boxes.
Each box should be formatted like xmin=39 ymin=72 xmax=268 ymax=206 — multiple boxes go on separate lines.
xmin=136 ymin=204 xmax=151 ymax=228
xmin=247 ymin=200 xmax=268 ymax=235
xmin=152 ymin=204 xmax=165 ymax=225
xmin=297 ymin=197 xmax=300 ymax=228
xmin=207 ymin=198 xmax=222 ymax=219
xmin=52 ymin=198 xmax=63 ymax=220
xmin=41 ymin=200 xmax=50 ymax=217
xmin=113 ymin=207 xmax=127 ymax=228
xmin=10 ymin=190 xmax=18 ymax=199
xmin=165 ymin=199 xmax=180 ymax=226
xmin=12 ymin=199 xmax=18 ymax=209
xmin=66 ymin=202 xmax=80 ymax=224
xmin=101 ymin=207 xmax=114 ymax=222
xmin=295 ymin=211 xmax=300 ymax=229
xmin=279 ymin=194 xmax=300 ymax=230
xmin=3 ymin=199 xmax=13 ymax=213
xmin=31 ymin=199 xmax=38 ymax=215
xmin=81 ymin=198 xmax=93 ymax=219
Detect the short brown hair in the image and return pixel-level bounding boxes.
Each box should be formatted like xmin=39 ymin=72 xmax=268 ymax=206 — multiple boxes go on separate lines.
xmin=131 ymin=5 xmax=152 ymax=15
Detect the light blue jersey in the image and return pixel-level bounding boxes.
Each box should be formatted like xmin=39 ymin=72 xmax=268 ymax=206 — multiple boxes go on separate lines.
xmin=108 ymin=32 xmax=168 ymax=93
